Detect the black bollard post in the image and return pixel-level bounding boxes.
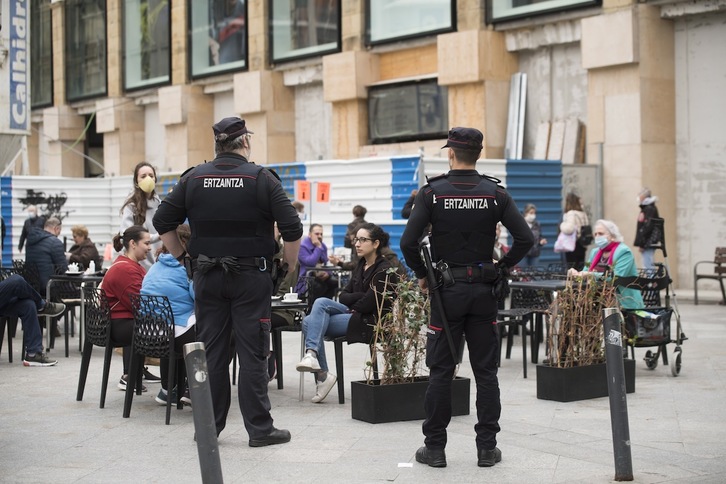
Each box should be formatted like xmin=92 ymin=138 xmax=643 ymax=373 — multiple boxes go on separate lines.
xmin=184 ymin=342 xmax=224 ymax=484
xmin=602 ymin=308 xmax=634 ymax=481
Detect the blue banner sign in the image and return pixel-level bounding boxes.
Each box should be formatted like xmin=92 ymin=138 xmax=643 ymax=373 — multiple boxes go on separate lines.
xmin=9 ymin=0 xmax=29 ymax=132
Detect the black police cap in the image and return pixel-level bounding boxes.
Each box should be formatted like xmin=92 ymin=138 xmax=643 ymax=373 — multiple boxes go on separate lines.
xmin=441 ymin=127 xmax=483 ymax=152
xmin=212 ymin=117 xmax=254 ymax=142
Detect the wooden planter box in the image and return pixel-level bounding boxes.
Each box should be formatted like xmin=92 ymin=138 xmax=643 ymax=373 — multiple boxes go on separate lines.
xmin=351 ymin=376 xmax=470 ymax=424
xmin=536 ymin=359 xmax=636 ymax=402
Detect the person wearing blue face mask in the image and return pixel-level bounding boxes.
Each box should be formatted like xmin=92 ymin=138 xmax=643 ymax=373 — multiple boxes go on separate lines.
xmin=567 ymin=219 xmax=644 ymax=309
xmin=521 ymin=204 xmax=547 ymax=267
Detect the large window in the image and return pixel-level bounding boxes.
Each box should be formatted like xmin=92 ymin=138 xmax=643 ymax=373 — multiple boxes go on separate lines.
xmin=189 ymin=0 xmax=247 ymax=79
xmin=31 ymin=0 xmax=53 ymax=109
xmin=368 ymin=79 xmax=448 ymax=144
xmin=270 ymin=0 xmax=340 ymax=63
xmin=123 ymin=0 xmax=171 ymax=91
xmin=487 ymin=0 xmax=601 ymax=23
xmin=366 ymin=0 xmax=455 ymax=46
xmin=65 ymin=0 xmax=107 ymax=102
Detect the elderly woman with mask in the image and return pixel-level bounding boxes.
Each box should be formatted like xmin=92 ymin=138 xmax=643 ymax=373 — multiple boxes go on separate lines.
xmin=568 ymin=219 xmax=644 ymax=309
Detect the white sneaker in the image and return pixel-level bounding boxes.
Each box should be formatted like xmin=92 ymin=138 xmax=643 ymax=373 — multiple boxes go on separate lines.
xmin=296 ymin=353 xmax=321 ymax=372
xmin=312 ymin=374 xmax=337 ymax=403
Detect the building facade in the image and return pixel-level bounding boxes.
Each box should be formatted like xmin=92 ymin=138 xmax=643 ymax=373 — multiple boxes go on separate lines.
xmin=8 ymin=0 xmax=726 ymax=287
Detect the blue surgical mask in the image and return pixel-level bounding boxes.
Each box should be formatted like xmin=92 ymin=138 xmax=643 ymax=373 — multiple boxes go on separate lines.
xmin=594 ymin=236 xmax=609 ymax=249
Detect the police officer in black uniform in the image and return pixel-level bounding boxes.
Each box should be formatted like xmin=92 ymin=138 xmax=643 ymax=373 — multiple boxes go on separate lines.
xmin=400 ymin=127 xmax=534 ymax=468
xmin=153 ymin=117 xmax=302 ymax=447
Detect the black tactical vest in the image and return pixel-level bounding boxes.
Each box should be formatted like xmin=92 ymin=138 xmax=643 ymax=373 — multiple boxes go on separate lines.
xmin=183 ymin=157 xmax=275 ymax=259
xmin=428 ymin=173 xmax=501 ymax=265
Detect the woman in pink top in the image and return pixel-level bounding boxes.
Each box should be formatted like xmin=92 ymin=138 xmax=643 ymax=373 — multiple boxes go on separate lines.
xmin=101 ymin=225 xmax=151 ymax=391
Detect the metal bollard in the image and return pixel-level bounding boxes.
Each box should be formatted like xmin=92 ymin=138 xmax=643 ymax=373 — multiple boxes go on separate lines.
xmin=602 ymin=308 xmax=634 ymax=481
xmin=184 ymin=342 xmax=224 ymax=484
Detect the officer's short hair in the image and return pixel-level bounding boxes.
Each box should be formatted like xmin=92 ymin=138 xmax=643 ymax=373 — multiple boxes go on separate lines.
xmin=452 ymin=148 xmax=480 ymax=164
xmin=443 ymin=127 xmax=482 ymax=164
xmin=215 ymin=135 xmax=246 ymax=155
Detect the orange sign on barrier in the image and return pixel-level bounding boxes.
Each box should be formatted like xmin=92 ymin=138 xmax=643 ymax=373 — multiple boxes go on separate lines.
xmin=296 ymin=180 xmax=311 ymax=201
xmin=316 ymin=182 xmax=331 ymax=203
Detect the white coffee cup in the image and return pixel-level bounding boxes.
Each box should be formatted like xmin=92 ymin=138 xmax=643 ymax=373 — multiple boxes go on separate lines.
xmin=283 ymin=292 xmax=298 ymax=302
xmin=68 ymin=263 xmax=80 ymax=273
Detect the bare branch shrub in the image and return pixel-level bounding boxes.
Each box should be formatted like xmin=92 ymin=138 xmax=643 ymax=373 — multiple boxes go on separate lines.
xmin=367 ymin=271 xmax=429 ymax=384
xmin=546 ymin=276 xmax=618 ymax=368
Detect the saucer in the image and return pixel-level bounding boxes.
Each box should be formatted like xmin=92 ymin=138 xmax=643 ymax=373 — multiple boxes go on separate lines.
xmin=65 ymin=271 xmax=82 ymax=275
xmin=271 ymin=296 xmax=281 ymax=301
xmin=281 ymin=299 xmax=302 ymax=304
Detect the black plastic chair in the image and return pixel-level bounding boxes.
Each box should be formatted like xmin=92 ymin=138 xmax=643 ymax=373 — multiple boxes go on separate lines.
xmin=49 ymin=265 xmax=82 ymax=357
xmin=124 ymin=294 xmax=184 ymax=425
xmin=321 ymin=335 xmax=379 ymax=404
xmin=76 ymin=287 xmax=118 ymax=408
xmin=0 ymin=268 xmax=20 ymax=362
xmin=0 ymin=314 xmax=18 ymax=363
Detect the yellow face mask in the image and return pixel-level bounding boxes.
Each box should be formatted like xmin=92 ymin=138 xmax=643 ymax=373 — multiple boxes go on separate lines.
xmin=138 ymin=176 xmax=155 ymax=194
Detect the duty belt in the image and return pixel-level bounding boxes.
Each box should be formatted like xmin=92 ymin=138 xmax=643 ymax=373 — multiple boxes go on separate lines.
xmin=193 ymin=255 xmax=271 ymax=275
xmin=450 ymin=266 xmax=494 ymax=283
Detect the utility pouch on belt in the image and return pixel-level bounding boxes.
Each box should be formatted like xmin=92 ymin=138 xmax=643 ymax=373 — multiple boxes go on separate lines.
xmin=437 ymin=260 xmax=456 ymax=287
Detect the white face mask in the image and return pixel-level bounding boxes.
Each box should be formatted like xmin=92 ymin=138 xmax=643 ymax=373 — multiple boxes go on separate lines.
xmin=138 ymin=176 xmax=156 ymax=194
xmin=525 ymin=214 xmax=536 ymax=223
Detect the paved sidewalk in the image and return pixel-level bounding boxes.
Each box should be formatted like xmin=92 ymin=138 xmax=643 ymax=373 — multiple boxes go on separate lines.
xmin=1 ymin=299 xmax=725 ymax=483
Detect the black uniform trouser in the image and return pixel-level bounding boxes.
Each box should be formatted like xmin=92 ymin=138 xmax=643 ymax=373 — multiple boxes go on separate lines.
xmin=194 ymin=267 xmax=273 ymax=438
xmin=424 ymin=281 xmax=501 ymax=451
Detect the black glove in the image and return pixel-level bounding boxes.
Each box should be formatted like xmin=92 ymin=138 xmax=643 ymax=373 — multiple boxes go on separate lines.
xmin=492 ymin=264 xmax=510 ymax=302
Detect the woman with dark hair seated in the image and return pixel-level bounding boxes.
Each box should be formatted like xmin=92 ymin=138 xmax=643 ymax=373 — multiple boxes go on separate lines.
xmin=296 ymin=223 xmax=398 ymax=403
xmin=101 ymin=225 xmax=152 ymax=391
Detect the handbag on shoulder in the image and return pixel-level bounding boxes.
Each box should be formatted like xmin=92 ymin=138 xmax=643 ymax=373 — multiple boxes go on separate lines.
xmin=554 ymin=231 xmax=577 ymax=253
xmin=578 ymin=225 xmax=593 ymax=246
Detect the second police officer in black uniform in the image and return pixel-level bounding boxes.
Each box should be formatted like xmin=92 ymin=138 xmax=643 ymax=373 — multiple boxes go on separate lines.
xmin=153 ymin=117 xmax=302 ymax=447
xmin=400 ymin=127 xmax=534 ymax=468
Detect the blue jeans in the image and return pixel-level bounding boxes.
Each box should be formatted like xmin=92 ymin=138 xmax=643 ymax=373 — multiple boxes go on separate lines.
xmin=302 ymin=297 xmax=351 ymax=373
xmin=641 ymin=248 xmax=655 ymax=270
xmin=522 ymin=255 xmax=539 ymax=268
xmin=0 ymin=274 xmax=45 ymax=354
